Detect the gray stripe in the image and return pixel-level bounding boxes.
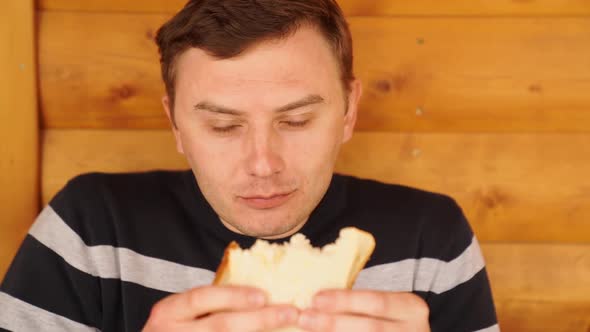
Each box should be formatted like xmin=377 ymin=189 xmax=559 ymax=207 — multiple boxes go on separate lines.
xmin=354 ymin=236 xmax=485 ymax=294
xmin=31 ymin=206 xmax=483 ymax=296
xmin=0 ymin=292 xmax=99 ymax=332
xmin=30 ymin=206 xmax=215 ymax=293
xmin=475 ymin=324 xmax=501 ymax=332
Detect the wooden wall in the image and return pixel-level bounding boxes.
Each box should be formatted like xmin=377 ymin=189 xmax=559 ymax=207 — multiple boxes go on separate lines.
xmin=0 ymin=0 xmax=39 ymax=283
xmin=2 ymin=0 xmax=590 ymax=330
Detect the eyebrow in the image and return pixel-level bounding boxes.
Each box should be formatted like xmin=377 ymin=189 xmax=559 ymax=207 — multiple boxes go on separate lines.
xmin=193 ymin=94 xmax=325 ymax=116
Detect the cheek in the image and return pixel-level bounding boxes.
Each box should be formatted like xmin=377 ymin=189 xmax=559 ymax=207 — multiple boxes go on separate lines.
xmin=179 ymin=131 xmax=239 ymax=180
xmin=282 ymin=121 xmax=343 ymax=173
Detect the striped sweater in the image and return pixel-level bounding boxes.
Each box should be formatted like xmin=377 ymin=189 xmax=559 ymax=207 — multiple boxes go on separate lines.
xmin=0 ymin=170 xmax=499 ymax=331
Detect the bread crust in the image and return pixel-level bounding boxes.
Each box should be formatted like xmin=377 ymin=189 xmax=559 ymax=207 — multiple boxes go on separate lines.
xmin=213 ymin=228 xmax=375 ymax=289
xmin=213 ymin=241 xmax=239 ymax=285
xmin=346 ymin=229 xmax=376 ymax=288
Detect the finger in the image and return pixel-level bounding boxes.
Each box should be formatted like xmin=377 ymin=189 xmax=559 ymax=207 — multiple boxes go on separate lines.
xmin=149 ymin=285 xmax=267 ymax=322
xmin=298 ymin=310 xmax=402 ymax=332
xmin=311 ymin=290 xmax=429 ymax=321
xmin=193 ymin=304 xmax=300 ymax=332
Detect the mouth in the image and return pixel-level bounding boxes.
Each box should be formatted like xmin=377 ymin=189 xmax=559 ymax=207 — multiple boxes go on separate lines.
xmin=238 ymin=190 xmax=296 ymax=210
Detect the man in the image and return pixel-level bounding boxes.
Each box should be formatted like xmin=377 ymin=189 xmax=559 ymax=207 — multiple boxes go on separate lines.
xmin=0 ymin=0 xmax=498 ymax=331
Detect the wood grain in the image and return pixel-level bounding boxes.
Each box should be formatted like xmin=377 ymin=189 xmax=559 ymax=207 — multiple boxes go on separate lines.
xmin=37 ymin=12 xmax=167 ymax=129
xmin=38 ymin=12 xmax=590 ymax=131
xmin=38 ymin=0 xmax=590 ymax=16
xmin=484 ymin=243 xmax=590 ymax=303
xmin=352 ymin=17 xmax=590 ymax=132
xmin=495 ymin=299 xmax=590 ymax=332
xmin=336 ymin=132 xmax=590 ymax=243
xmin=0 ymin=0 xmax=39 ymax=280
xmin=488 ymin=243 xmax=590 ymax=331
xmin=41 ymin=130 xmax=590 ymax=243
xmin=41 ymin=129 xmax=187 ymax=205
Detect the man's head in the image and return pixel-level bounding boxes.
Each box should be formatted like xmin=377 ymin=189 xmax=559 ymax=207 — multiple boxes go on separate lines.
xmin=156 ymin=0 xmax=362 ymax=239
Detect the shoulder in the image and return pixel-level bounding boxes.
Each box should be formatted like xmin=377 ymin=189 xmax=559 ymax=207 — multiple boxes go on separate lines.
xmin=47 ymin=170 xmax=191 ymax=245
xmin=342 ymin=175 xmax=453 ymax=202
xmin=338 ymin=174 xmax=473 ymax=260
xmin=51 ymin=170 xmax=189 ymax=207
xmin=55 ymin=170 xmax=187 ymax=195
xmin=340 ymin=174 xmax=464 ymax=224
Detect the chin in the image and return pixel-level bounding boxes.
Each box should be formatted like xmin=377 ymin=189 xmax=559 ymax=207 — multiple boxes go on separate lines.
xmin=233 ymin=212 xmax=304 ymax=239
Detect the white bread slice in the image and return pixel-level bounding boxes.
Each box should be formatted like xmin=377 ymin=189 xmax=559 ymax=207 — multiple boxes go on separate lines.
xmin=214 ymin=227 xmax=375 ymax=313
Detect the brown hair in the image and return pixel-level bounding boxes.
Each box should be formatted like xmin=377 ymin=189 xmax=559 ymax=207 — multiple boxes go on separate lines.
xmin=155 ymin=0 xmax=354 ymax=123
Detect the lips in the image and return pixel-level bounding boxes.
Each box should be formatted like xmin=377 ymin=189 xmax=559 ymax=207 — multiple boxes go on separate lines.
xmin=238 ymin=190 xmax=295 ymax=210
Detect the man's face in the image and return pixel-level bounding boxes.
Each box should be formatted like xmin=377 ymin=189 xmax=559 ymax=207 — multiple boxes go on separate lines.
xmin=163 ymin=25 xmax=361 ymax=239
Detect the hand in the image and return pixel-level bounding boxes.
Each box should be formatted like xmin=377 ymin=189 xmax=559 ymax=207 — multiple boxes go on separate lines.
xmin=143 ymin=285 xmax=299 ymax=332
xmin=297 ymin=290 xmax=430 ymax=332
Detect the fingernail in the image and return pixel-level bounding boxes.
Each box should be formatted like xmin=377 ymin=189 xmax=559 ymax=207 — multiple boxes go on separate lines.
xmin=298 ymin=311 xmax=317 ymax=329
xmin=279 ymin=308 xmax=298 ymax=323
xmin=249 ymin=292 xmax=266 ymax=306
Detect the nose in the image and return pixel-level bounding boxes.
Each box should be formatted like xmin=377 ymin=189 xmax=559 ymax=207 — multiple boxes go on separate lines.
xmin=244 ymin=127 xmax=285 ymax=178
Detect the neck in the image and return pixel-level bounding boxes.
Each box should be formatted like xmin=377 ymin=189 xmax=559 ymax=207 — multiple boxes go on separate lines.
xmin=219 ymin=216 xmax=309 ymax=240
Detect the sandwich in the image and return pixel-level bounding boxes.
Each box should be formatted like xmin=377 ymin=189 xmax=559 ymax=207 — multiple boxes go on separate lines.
xmin=214 ymin=227 xmax=375 ymax=330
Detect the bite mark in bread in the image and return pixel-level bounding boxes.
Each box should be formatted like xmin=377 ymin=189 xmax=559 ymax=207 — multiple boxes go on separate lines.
xmin=214 ymin=227 xmax=376 ymax=308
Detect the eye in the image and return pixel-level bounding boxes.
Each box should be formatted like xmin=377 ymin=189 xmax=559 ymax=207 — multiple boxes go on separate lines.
xmin=212 ymin=125 xmax=240 ymax=133
xmin=282 ymin=120 xmax=310 ymax=128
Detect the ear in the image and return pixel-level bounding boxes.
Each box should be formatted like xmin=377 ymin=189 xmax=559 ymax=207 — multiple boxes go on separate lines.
xmin=162 ymin=95 xmax=185 ymax=154
xmin=342 ymin=79 xmax=362 ymax=143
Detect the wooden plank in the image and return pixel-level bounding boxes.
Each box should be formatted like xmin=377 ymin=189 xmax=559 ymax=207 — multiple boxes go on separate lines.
xmin=0 ymin=0 xmax=39 ymax=280
xmin=483 ymin=244 xmax=590 ymax=303
xmin=38 ymin=12 xmax=168 ymax=129
xmin=41 ymin=129 xmax=188 ymax=205
xmin=38 ymin=0 xmax=590 ymax=16
xmin=38 ymin=12 xmax=590 ymax=131
xmin=487 ymin=243 xmax=590 ymax=331
xmin=495 ymin=299 xmax=590 ymax=332
xmin=339 ymin=0 xmax=590 ymax=17
xmin=38 ymin=0 xmax=186 ymax=13
xmin=336 ymin=132 xmax=590 ymax=243
xmin=352 ymin=17 xmax=590 ymax=132
xmin=41 ymin=130 xmax=590 ymax=243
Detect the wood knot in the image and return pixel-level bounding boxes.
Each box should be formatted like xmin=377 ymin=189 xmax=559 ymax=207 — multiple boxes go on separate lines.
xmin=109 ymin=84 xmax=137 ymax=101
xmin=372 ymin=73 xmax=412 ymax=94
xmin=476 ymin=187 xmax=511 ymax=210
xmin=528 ymin=84 xmax=543 ymax=94
xmin=374 ymin=80 xmax=392 ymax=92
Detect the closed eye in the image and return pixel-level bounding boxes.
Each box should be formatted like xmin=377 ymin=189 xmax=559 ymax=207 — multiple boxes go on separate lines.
xmin=282 ymin=120 xmax=310 ymax=128
xmin=212 ymin=125 xmax=241 ymax=133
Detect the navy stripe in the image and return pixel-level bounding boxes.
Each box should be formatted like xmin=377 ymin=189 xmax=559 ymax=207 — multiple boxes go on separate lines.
xmin=342 ymin=176 xmax=475 ymax=265
xmin=0 ymin=292 xmax=99 ymax=332
xmin=1 ymin=236 xmax=101 ymax=329
xmin=99 ymin=279 xmax=170 ymax=332
xmin=417 ymin=268 xmax=498 ymax=332
xmin=49 ymin=171 xmax=229 ymax=272
xmin=30 ymin=206 xmax=217 ymax=293
xmin=0 ymin=236 xmax=172 ymax=331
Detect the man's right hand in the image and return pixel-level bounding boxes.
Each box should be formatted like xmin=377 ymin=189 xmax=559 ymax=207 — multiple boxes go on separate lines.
xmin=142 ymin=285 xmax=300 ymax=332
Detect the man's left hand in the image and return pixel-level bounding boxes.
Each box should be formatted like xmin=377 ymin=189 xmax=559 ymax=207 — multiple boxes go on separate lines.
xmin=296 ymin=290 xmax=430 ymax=331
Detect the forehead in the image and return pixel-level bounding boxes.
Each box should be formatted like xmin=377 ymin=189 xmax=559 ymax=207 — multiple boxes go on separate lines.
xmin=174 ymin=25 xmax=342 ymax=104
